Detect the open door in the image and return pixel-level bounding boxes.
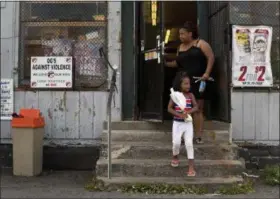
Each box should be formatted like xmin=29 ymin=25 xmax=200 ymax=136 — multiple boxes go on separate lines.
xmin=138 ymin=1 xmax=164 ymax=122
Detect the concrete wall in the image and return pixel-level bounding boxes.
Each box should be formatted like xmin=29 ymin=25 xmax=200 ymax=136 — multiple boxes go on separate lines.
xmin=0 ymin=2 xmax=122 ymax=145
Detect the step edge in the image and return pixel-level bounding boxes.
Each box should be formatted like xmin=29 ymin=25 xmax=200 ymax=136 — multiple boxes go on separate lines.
xmin=99 ymin=141 xmax=238 ymax=148
xmin=99 ymin=176 xmax=244 ymax=184
xmin=102 ymin=130 xmax=229 ymax=134
xmin=97 ymin=159 xmax=244 ymax=166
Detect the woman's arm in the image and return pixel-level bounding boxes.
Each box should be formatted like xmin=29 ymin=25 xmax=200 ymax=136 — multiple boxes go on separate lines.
xmin=188 ymin=93 xmax=198 ymax=114
xmin=165 ymin=45 xmax=181 ymax=68
xmin=165 ymin=61 xmax=178 ymax=67
xmin=168 ymin=98 xmax=183 ymax=118
xmin=199 ymin=40 xmax=215 ymax=79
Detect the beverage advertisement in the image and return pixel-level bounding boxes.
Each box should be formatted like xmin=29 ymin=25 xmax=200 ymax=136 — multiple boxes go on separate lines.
xmin=30 ymin=56 xmax=73 ymax=88
xmin=232 ymin=25 xmax=273 ymax=87
xmin=1 ymin=79 xmax=13 ymax=120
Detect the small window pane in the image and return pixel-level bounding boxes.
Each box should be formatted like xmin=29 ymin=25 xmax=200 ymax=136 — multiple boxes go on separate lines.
xmin=21 ymin=2 xmax=107 ymax=22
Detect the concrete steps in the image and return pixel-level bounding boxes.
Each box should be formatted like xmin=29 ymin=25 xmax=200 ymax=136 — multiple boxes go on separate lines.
xmin=100 ymin=142 xmax=238 ymax=160
xmin=101 ymin=130 xmax=230 ymax=143
xmin=99 ymin=176 xmax=244 ymax=187
xmin=97 ymin=121 xmax=244 ymax=188
xmin=97 ymin=159 xmax=243 ymax=178
xmin=103 ymin=120 xmax=230 ymax=131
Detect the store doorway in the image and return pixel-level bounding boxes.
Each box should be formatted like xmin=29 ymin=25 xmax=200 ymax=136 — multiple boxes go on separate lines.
xmin=136 ymin=1 xmax=230 ymax=122
xmin=137 ymin=1 xmax=198 ymax=121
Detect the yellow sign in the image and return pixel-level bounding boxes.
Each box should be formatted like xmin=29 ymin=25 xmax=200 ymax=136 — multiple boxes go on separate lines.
xmin=151 ymin=0 xmax=157 ymax=26
xmin=236 ymin=33 xmax=249 ymax=45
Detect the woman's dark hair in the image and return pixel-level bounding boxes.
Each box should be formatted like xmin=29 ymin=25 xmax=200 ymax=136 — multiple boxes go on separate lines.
xmin=172 ymin=71 xmax=190 ymax=92
xmin=181 ymin=21 xmax=199 ymax=39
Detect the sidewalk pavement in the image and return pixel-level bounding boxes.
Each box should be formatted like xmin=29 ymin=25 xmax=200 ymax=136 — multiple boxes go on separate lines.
xmin=1 ymin=170 xmax=279 ymax=198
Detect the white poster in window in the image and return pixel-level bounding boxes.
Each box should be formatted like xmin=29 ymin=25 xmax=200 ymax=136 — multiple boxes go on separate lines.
xmin=1 ymin=79 xmax=13 ymax=120
xmin=232 ymin=25 xmax=273 ymax=87
xmin=30 ymin=56 xmax=73 ymax=88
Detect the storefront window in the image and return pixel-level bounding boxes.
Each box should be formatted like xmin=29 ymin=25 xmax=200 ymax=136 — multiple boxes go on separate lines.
xmin=19 ymin=1 xmax=108 ymax=89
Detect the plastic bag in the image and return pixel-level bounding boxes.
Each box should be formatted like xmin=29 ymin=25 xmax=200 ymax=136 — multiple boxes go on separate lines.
xmin=170 ymin=88 xmax=192 ymax=122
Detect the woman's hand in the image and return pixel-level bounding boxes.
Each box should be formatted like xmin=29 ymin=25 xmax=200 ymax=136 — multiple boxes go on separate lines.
xmin=165 ymin=60 xmax=177 ymax=68
xmin=201 ymin=73 xmax=210 ymax=81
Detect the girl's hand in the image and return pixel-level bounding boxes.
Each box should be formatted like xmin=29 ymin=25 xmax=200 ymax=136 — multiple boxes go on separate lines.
xmin=180 ymin=113 xmax=189 ymax=119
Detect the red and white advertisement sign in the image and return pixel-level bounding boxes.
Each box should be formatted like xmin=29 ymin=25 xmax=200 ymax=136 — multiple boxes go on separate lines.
xmin=232 ymin=25 xmax=273 ymax=87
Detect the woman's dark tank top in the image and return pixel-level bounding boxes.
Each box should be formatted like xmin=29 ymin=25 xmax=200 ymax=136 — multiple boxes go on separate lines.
xmin=176 ymin=40 xmax=207 ymax=77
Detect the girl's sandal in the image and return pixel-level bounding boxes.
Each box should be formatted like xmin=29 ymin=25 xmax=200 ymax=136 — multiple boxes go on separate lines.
xmin=194 ymin=137 xmax=204 ymax=144
xmin=187 ymin=171 xmax=196 ymax=177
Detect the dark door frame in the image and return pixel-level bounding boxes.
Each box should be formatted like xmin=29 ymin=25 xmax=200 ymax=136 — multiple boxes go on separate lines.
xmin=128 ymin=1 xmax=232 ymax=122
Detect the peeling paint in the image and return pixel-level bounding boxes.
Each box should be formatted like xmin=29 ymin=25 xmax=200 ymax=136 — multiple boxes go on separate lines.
xmin=47 ymin=108 xmax=53 ymax=119
xmin=58 ymin=99 xmax=64 ymax=111
xmin=74 ymin=111 xmax=79 ymax=118
xmin=83 ymin=95 xmax=88 ymax=109
xmin=63 ymin=91 xmax=67 ymax=107
xmin=58 ymin=91 xmax=66 ymax=111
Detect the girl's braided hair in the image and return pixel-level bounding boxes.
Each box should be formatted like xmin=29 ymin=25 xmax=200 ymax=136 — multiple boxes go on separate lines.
xmin=172 ymin=71 xmax=190 ymax=92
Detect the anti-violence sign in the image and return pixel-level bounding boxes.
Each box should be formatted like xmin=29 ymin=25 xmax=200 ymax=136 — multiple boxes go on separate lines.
xmin=31 ymin=56 xmax=73 ymax=88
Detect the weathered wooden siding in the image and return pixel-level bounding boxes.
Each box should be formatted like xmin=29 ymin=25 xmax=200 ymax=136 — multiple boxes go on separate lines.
xmin=1 ymin=1 xmax=19 ymax=141
xmin=0 ymin=1 xmax=122 ymax=144
xmin=232 ymin=91 xmax=280 ymax=144
xmin=1 ymin=91 xmax=106 ymax=139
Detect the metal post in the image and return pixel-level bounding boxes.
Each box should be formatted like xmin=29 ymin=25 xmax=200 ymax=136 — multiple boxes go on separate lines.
xmin=106 ymin=70 xmax=116 ymax=179
xmin=107 ymin=105 xmax=112 ymax=179
xmin=99 ymin=47 xmax=117 ymax=180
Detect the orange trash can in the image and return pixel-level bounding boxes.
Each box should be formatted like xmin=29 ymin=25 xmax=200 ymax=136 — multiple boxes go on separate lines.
xmin=11 ymin=109 xmax=45 ymax=176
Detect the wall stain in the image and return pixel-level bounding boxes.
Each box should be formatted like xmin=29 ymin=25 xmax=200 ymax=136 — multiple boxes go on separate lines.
xmin=74 ymin=111 xmax=79 ymax=118
xmin=47 ymin=108 xmax=53 ymax=119
xmin=58 ymin=91 xmax=67 ymax=111
xmin=63 ymin=91 xmax=67 ymax=107
xmin=58 ymin=99 xmax=64 ymax=111
xmin=83 ymin=96 xmax=88 ymax=109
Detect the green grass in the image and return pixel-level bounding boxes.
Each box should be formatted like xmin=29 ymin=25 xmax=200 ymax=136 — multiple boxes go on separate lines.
xmin=217 ymin=179 xmax=254 ymax=195
xmin=262 ymin=165 xmax=280 ymax=186
xmin=119 ymin=183 xmax=208 ymax=195
xmin=85 ymin=178 xmax=255 ymax=195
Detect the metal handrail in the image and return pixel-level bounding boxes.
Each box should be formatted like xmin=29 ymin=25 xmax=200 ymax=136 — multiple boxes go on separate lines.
xmin=99 ymin=47 xmax=118 ymax=179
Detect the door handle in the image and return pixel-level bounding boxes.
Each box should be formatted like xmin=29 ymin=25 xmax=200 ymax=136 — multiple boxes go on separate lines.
xmin=156 ymin=35 xmax=160 ymax=48
xmin=156 ymin=35 xmax=161 ymax=63
xmin=161 ymin=41 xmax=165 ymax=55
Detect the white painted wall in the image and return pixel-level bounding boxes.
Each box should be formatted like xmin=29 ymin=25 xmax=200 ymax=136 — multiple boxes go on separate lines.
xmin=0 ymin=1 xmax=122 ymax=145
xmin=232 ymin=91 xmax=280 ymax=145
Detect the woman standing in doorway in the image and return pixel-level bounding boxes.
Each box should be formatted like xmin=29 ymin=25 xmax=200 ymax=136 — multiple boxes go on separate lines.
xmin=165 ymin=22 xmax=215 ymax=144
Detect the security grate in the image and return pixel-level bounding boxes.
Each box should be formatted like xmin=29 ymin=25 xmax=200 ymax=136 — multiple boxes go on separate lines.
xmin=19 ymin=1 xmax=108 ymax=89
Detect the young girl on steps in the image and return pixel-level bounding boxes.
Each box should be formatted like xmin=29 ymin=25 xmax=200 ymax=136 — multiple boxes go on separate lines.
xmin=168 ymin=72 xmax=198 ymax=177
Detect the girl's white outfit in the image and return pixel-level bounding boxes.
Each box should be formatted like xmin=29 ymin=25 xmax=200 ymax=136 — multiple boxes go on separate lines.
xmin=172 ymin=93 xmax=194 ymax=159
